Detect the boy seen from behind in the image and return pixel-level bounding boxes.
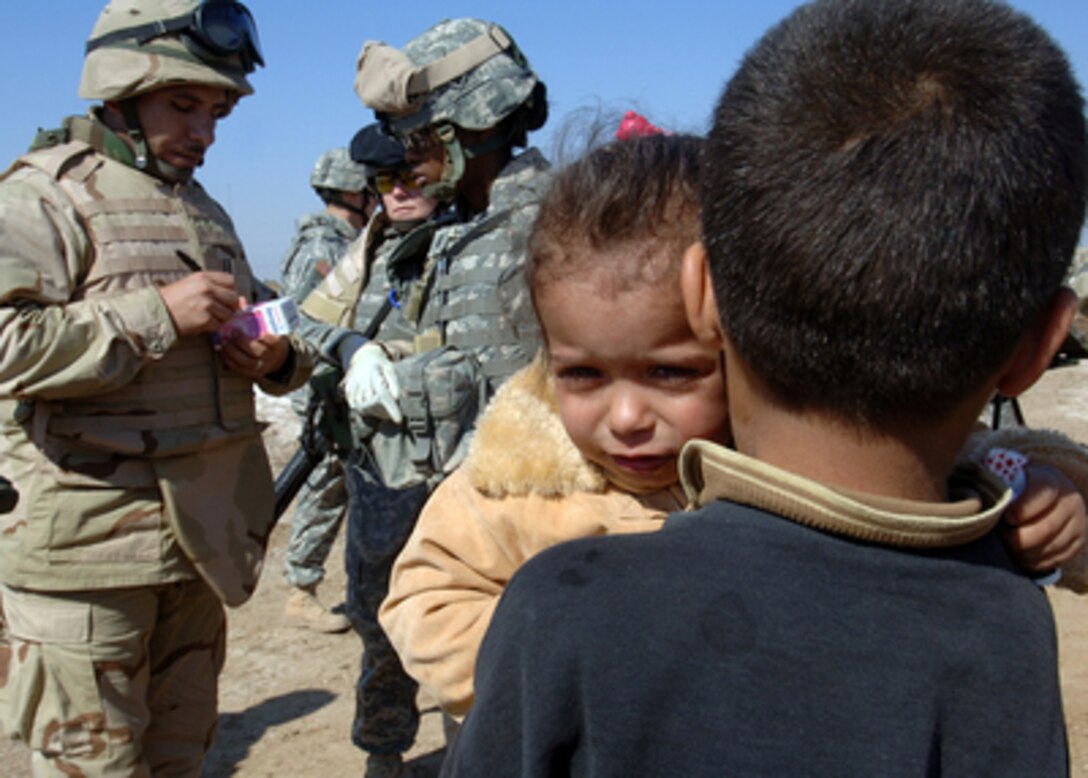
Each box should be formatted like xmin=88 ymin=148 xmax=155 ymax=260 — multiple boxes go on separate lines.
xmin=441 ymin=0 xmax=1086 ymax=775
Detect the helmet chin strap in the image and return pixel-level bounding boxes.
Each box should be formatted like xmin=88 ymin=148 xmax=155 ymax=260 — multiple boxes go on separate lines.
xmin=420 ymin=124 xmax=464 ymax=202
xmin=325 ymin=192 xmax=369 ymax=218
xmin=118 ymin=101 xmax=193 ymax=184
xmin=344 ymin=201 xmax=370 ymax=218
xmin=421 ymin=120 xmax=521 ymax=202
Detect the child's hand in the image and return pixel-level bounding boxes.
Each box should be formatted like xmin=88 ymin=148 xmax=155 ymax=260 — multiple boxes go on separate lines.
xmin=1004 ymin=462 xmax=1087 ymax=573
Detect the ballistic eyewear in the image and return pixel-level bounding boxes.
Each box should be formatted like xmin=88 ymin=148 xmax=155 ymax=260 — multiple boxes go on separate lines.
xmin=86 ymin=1 xmax=264 ymax=73
xmin=373 ymin=169 xmax=430 ymax=194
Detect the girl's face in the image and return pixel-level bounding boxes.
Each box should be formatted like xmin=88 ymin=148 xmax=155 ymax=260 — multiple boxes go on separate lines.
xmin=536 ymin=254 xmax=730 ymax=493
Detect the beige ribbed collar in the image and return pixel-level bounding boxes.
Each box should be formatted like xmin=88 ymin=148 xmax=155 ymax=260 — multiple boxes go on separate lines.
xmin=678 ymin=439 xmax=1011 ymax=548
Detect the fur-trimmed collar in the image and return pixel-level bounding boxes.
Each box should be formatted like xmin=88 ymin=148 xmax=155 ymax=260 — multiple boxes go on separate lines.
xmin=463 ymin=353 xmax=607 ymax=498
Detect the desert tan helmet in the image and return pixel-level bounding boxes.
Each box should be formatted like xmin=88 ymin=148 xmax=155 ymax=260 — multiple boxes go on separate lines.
xmin=79 ymin=0 xmax=263 ymax=102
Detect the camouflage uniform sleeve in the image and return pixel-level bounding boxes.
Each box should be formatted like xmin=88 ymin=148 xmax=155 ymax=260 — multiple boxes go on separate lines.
xmin=296 ymin=237 xmax=372 ymax=368
xmin=294 ymin=311 xmax=361 ymax=370
xmin=256 ymin=331 xmax=316 ymax=395
xmin=280 ymin=219 xmax=351 ymax=304
xmin=0 ymin=168 xmax=178 ymax=401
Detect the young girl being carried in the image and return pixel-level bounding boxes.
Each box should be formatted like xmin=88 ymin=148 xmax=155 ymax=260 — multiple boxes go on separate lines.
xmin=379 ymin=127 xmax=1088 ymax=719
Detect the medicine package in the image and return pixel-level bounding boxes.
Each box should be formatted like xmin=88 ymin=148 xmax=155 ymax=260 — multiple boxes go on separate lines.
xmin=216 ymin=297 xmax=300 ymax=342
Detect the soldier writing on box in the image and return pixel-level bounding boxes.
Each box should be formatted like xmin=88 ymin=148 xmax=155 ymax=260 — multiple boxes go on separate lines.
xmin=0 ymin=1 xmax=314 ymax=775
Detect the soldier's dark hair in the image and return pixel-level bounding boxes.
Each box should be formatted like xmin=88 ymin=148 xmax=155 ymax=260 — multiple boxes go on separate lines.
xmin=313 ymin=186 xmax=339 ymax=205
xmin=528 ymin=132 xmax=702 ymax=301
xmin=702 ymin=0 xmax=1087 ymax=427
xmin=314 ymin=186 xmax=375 ymax=216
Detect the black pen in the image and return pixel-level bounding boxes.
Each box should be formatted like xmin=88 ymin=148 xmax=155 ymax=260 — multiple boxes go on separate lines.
xmin=178 ymin=250 xmax=234 ymax=275
xmin=176 ymin=250 xmax=201 ymax=272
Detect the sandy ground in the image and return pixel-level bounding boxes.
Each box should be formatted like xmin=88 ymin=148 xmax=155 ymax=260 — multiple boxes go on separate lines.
xmin=3 ymin=362 xmax=1088 ymax=777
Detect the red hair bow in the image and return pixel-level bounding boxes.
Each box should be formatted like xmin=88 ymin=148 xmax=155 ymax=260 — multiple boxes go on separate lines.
xmin=615 ymin=110 xmax=666 ymax=140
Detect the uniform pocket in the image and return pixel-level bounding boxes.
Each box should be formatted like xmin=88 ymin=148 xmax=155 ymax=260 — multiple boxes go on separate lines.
xmin=0 ymin=588 xmax=101 ymax=749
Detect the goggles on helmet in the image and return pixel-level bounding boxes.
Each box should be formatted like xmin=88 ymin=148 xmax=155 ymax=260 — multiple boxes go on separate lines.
xmin=86 ymin=1 xmax=264 ymax=74
xmin=372 ymin=169 xmax=430 ymax=195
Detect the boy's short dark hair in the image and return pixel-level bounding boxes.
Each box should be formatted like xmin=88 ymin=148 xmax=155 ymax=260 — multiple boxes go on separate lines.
xmin=702 ymin=0 xmax=1087 ymax=426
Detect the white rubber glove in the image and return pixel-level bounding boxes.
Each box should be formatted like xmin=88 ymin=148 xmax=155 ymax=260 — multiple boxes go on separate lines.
xmin=342 ymin=342 xmax=403 ymax=423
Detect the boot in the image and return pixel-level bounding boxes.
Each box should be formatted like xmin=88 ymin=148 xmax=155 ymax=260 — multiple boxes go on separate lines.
xmin=363 ymin=753 xmax=404 ymax=778
xmin=283 ymin=585 xmax=350 ymax=633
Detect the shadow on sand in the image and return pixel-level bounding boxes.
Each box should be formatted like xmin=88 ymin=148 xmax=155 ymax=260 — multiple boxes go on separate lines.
xmin=201 ymin=689 xmax=336 ymax=776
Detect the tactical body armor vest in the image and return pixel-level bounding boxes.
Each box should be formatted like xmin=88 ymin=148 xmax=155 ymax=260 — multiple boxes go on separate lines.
xmin=415 ymin=206 xmax=526 ymax=383
xmin=302 ymin=150 xmax=549 ymax=490
xmin=19 ymin=118 xmax=259 ymax=458
xmin=303 ymin=212 xmax=439 ymax=339
xmin=0 ymin=116 xmax=282 ymax=605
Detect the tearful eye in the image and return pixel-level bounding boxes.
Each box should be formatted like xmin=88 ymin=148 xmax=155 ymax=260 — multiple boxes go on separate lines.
xmin=556 ymin=366 xmax=603 ymax=384
xmin=650 ymin=365 xmax=701 ymax=384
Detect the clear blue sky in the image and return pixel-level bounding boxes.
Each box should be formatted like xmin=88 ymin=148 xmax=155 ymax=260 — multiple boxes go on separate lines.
xmin=1 ymin=1 xmax=1085 ymax=281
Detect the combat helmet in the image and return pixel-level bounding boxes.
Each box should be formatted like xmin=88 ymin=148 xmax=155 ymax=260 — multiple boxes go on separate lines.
xmin=311 ymin=148 xmax=369 ymax=194
xmin=354 ymin=18 xmax=547 ymax=200
xmin=80 ymin=0 xmax=262 ymax=102
xmin=307 ymin=146 xmax=375 ymax=219
xmin=77 ymin=0 xmax=262 ymax=182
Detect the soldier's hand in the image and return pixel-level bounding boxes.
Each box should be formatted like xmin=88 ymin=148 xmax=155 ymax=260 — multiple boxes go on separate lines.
xmin=159 ymin=271 xmax=240 ymax=335
xmin=342 ymin=342 xmax=403 ymax=423
xmin=219 ymin=331 xmax=290 ymax=380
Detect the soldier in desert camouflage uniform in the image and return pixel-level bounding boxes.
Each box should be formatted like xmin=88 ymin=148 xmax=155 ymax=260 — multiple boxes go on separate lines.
xmin=326 ymin=19 xmax=551 ymax=777
xmin=280 ymin=147 xmax=373 ymax=634
xmin=0 ymin=1 xmax=313 ymax=775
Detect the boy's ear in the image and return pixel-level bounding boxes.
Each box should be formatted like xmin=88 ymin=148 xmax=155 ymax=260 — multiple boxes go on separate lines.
xmin=996 ymin=287 xmax=1078 ymax=398
xmin=681 ymin=241 xmax=724 ymax=347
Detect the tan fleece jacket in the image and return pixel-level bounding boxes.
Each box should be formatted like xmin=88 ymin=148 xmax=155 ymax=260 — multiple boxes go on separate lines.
xmin=381 ymin=355 xmax=1088 ymax=718
xmin=379 ymin=355 xmax=683 ymax=717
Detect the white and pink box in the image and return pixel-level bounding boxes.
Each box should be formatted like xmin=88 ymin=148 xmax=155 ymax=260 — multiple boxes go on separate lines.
xmin=216 ymin=297 xmax=300 ymax=342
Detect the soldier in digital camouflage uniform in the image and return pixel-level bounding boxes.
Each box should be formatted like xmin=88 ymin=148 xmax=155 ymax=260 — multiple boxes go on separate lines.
xmin=0 ymin=1 xmax=314 ymax=775
xmin=318 ymin=19 xmax=552 ymax=777
xmin=281 ymin=147 xmax=375 ymax=302
xmin=296 ymin=123 xmax=443 ymax=777
xmin=280 ymin=147 xmax=373 ymax=634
